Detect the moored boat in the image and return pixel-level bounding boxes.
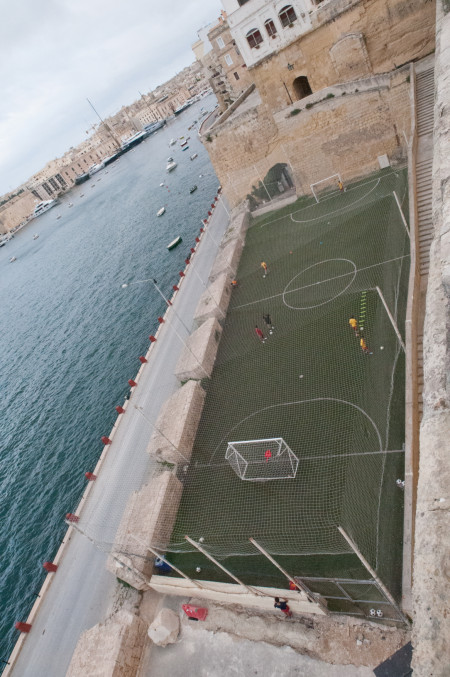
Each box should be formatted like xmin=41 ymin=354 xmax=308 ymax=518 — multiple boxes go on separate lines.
xmin=189 ymin=185 xmax=198 ymax=194
xmin=190 ymin=153 xmax=198 ymax=161
xmin=166 ymin=161 xmax=177 ymax=172
xmin=167 ymin=236 xmax=182 ymax=250
xmin=157 ymin=207 xmax=166 ymax=217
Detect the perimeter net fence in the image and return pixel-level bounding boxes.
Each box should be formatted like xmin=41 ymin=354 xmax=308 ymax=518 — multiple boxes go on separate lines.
xmin=76 ymin=168 xmax=409 ymax=593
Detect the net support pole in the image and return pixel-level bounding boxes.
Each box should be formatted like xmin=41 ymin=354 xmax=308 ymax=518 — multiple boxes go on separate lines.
xmin=130 ymin=535 xmax=205 ymax=589
xmin=376 ymin=286 xmax=406 ymax=352
xmin=249 ymin=538 xmax=329 ymax=613
xmin=185 ymin=535 xmax=264 ymax=596
xmin=393 ymin=191 xmax=410 ymax=238
xmin=337 ymin=526 xmax=410 ymax=625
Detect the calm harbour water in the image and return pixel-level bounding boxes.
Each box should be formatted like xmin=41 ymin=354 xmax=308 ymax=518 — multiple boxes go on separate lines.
xmin=0 ymin=97 xmax=218 ymax=664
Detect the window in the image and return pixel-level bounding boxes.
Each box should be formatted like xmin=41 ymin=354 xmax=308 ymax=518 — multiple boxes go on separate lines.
xmin=216 ymin=36 xmax=225 ymax=49
xmin=246 ymin=28 xmax=263 ymax=49
xmin=279 ymin=5 xmax=297 ymax=27
xmin=234 ymin=72 xmax=240 ymax=80
xmin=225 ymin=53 xmax=233 ymax=66
xmin=264 ymin=19 xmax=277 ymax=37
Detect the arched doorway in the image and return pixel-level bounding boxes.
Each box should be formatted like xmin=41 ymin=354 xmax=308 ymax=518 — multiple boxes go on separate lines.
xmin=247 ymin=163 xmax=295 ymax=211
xmin=292 ymin=76 xmax=312 ymax=101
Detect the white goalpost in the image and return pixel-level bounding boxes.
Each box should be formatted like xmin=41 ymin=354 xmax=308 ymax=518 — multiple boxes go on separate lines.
xmin=225 ymin=437 xmax=299 ymax=481
xmin=310 ymin=173 xmax=343 ymax=203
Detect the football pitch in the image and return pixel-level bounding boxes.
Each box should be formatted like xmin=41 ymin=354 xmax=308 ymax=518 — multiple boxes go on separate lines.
xmin=168 ymin=168 xmax=409 ymax=605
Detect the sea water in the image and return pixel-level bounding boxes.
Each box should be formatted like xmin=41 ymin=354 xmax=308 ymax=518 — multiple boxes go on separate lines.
xmin=0 ymin=98 xmax=218 ymax=664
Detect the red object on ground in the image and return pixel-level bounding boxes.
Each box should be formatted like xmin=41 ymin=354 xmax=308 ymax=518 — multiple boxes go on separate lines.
xmin=214 ymin=196 xmax=218 ymax=202
xmin=115 ymin=405 xmax=125 ymax=414
xmin=158 ymin=316 xmax=164 ymax=323
xmin=265 ymin=449 xmax=272 ymax=463
xmin=179 ymin=271 xmax=185 ymax=277
xmin=200 ymin=228 xmax=204 ymax=233
xmin=203 ymin=218 xmax=207 ymax=224
xmin=139 ymin=356 xmax=148 ymax=363
xmin=195 ymin=237 xmax=200 ymax=243
xmin=85 ymin=472 xmax=97 ymax=481
xmin=101 ymin=436 xmax=112 ymax=445
xmin=128 ymin=379 xmax=137 ymax=387
xmin=207 ymin=211 xmax=211 ymax=216
xmin=65 ymin=513 xmax=79 ymax=523
xmin=15 ymin=622 xmax=32 ymax=633
xmin=43 ymin=561 xmax=58 ymax=572
xmin=190 ymin=247 xmax=195 ymax=254
xmin=149 ymin=335 xmax=157 ymax=343
xmin=289 ymin=581 xmax=297 ymax=591
xmin=185 ymin=258 xmax=190 ymax=265
xmin=182 ymin=604 xmax=208 ymax=621
xmin=173 ymin=284 xmax=180 ymax=290
xmin=211 ymin=203 xmax=215 ymax=208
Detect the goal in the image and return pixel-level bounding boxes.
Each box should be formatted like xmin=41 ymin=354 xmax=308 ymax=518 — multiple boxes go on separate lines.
xmin=310 ymin=173 xmax=343 ymax=203
xmin=225 ymin=438 xmax=299 ymax=481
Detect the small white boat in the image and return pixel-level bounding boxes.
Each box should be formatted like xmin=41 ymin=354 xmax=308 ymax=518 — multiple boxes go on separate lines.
xmin=33 ymin=234 xmax=39 ymax=240
xmin=167 ymin=156 xmax=174 ymax=162
xmin=80 ymin=194 xmax=84 ymax=198
xmin=56 ymin=214 xmax=61 ymax=220
xmin=166 ymin=161 xmax=177 ymax=172
xmin=68 ymin=203 xmax=74 ymax=208
xmin=10 ymin=256 xmax=17 ymax=263
xmin=160 ymin=183 xmax=165 ymax=187
xmin=190 ymin=153 xmax=198 ymax=161
xmin=157 ymin=207 xmax=166 ymax=217
xmin=169 ymin=138 xmax=177 ymax=146
xmin=167 ymin=236 xmax=182 ymax=250
xmin=88 ymin=162 xmax=105 ymax=176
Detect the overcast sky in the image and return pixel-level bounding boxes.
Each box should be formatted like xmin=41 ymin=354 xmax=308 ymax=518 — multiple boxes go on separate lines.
xmin=0 ymin=0 xmax=223 ymax=196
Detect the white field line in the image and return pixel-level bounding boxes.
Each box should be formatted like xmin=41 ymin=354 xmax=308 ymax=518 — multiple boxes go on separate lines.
xmin=257 ymin=169 xmax=404 ymax=230
xmin=234 ymin=255 xmax=410 ymax=311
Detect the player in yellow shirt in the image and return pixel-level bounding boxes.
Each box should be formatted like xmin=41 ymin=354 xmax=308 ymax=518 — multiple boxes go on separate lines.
xmin=261 ymin=261 xmax=268 ymax=278
xmin=349 ymin=316 xmax=358 ymax=336
xmin=360 ymin=336 xmax=372 ymax=355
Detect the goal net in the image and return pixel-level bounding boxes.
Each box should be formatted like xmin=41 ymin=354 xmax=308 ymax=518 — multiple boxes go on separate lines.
xmin=226 ymin=437 xmax=299 ymax=481
xmin=310 ymin=173 xmax=342 ymax=202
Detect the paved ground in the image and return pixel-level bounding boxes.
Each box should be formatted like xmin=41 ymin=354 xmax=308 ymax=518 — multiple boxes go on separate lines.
xmin=11 ymin=199 xmax=230 ymax=677
xmin=145 ymin=623 xmax=374 ymax=677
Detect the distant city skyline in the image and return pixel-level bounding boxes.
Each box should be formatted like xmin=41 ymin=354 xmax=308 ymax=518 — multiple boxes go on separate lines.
xmin=0 ymin=0 xmax=222 ymax=196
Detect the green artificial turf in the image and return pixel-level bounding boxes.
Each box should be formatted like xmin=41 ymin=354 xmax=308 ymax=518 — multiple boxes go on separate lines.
xmin=166 ymin=169 xmax=410 ymax=608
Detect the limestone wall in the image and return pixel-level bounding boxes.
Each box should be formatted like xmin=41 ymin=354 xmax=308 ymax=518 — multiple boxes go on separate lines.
xmin=175 ymin=317 xmax=223 ymax=381
xmin=66 ymin=610 xmax=147 ymax=677
xmin=411 ymin=2 xmax=450 ymax=675
xmin=209 ymin=237 xmax=244 ymax=282
xmin=147 ymin=380 xmax=206 ymax=464
xmin=205 ymin=70 xmax=412 ymax=206
xmin=0 ymin=191 xmax=39 ymax=232
xmin=194 ymin=272 xmax=232 ymax=325
xmin=107 ymin=472 xmax=183 ymax=591
xmin=250 ymin=0 xmax=435 ymax=114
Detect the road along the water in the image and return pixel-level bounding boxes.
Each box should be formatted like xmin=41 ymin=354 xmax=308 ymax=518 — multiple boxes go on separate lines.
xmin=9 ymin=199 xmax=230 ymax=677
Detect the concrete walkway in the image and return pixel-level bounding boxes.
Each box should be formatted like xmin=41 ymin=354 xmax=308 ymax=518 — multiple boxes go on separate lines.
xmin=10 ymin=199 xmax=230 ymax=677
xmin=145 ymin=624 xmax=374 ymax=677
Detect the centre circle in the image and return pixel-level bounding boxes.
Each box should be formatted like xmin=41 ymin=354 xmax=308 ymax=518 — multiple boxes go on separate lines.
xmin=283 ymin=258 xmax=357 ymax=309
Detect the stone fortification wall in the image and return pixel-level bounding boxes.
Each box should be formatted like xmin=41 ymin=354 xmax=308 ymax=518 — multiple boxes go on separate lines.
xmin=412 ymin=2 xmax=450 ymax=676
xmin=194 ymin=272 xmax=232 ymax=325
xmin=107 ymin=472 xmax=183 ymax=590
xmin=175 ymin=317 xmax=223 ymax=382
xmin=147 ymin=380 xmax=206 ymax=464
xmin=206 ymin=70 xmax=412 ymax=206
xmin=0 ymin=191 xmax=38 ymax=232
xmin=250 ymin=0 xmax=435 ymax=114
xmin=209 ymin=236 xmax=244 ymax=281
xmin=66 ymin=609 xmax=147 ymax=677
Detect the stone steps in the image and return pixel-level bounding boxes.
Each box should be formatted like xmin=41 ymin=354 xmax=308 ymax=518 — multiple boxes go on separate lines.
xmin=414 ymin=68 xmax=434 ymax=419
